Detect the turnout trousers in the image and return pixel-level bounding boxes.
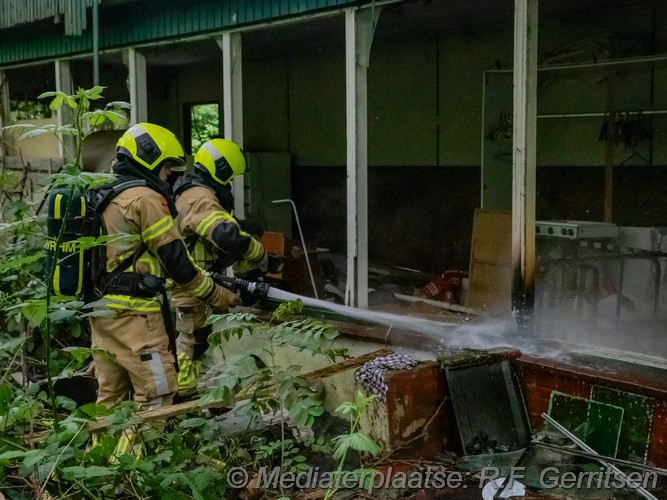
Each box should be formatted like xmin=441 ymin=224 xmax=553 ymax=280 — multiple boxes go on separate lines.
xmin=91 ymin=311 xmax=178 ymax=410
xmin=174 ymin=303 xmax=210 ymax=395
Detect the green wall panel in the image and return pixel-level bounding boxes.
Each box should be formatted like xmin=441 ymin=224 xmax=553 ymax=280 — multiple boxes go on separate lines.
xmin=0 ymin=0 xmax=360 ymax=67
xmin=368 ymin=38 xmax=437 ymax=166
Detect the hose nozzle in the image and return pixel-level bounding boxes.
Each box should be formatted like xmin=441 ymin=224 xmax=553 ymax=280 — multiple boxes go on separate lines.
xmin=210 ymin=273 xmax=270 ymax=301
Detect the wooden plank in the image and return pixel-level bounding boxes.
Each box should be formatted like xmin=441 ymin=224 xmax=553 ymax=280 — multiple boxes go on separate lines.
xmin=302 ymin=347 xmax=392 ymax=381
xmin=25 ymin=348 xmax=393 ymax=445
xmin=466 ymin=209 xmax=512 ymax=314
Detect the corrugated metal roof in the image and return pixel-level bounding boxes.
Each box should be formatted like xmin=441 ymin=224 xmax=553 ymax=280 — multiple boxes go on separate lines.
xmin=0 ymin=0 xmax=97 ymax=36
xmin=0 ymin=0 xmax=362 ymax=67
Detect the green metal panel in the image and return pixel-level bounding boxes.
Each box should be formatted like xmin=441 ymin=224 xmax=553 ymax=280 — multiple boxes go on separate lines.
xmin=547 ymin=391 xmax=624 ymax=458
xmin=0 ymin=0 xmax=366 ymax=67
xmin=591 ymin=386 xmax=653 ymax=463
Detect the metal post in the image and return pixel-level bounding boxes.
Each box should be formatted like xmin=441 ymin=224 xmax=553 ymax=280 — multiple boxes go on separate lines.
xmin=92 ymin=0 xmax=99 ymax=86
xmin=0 ymin=71 xmax=10 ymax=156
xmin=273 ymin=199 xmax=319 ymax=299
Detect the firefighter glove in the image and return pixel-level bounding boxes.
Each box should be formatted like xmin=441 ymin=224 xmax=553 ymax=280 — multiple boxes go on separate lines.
xmin=208 ymin=284 xmax=242 ymax=313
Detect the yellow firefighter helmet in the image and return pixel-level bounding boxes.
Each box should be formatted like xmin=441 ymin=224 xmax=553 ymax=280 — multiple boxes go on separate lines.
xmin=116 ymin=123 xmax=186 ymax=171
xmin=194 ymin=138 xmax=246 ymax=185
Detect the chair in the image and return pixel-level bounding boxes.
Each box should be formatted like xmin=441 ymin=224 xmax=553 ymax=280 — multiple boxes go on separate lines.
xmin=261 ymin=231 xmax=286 ymax=281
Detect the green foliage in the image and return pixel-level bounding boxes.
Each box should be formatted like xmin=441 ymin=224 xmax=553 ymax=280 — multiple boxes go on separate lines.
xmin=202 ymin=303 xmax=347 ymax=430
xmin=0 ymin=89 xmax=383 ymax=499
xmin=190 ymin=103 xmax=220 ymax=152
xmin=0 ymin=291 xmax=384 ymax=498
xmin=324 ymin=390 xmax=381 ymax=500
xmin=9 ymin=98 xmax=52 ymax=121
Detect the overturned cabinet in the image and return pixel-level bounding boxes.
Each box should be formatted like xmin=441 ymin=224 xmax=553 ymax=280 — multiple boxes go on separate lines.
xmin=357 ymin=348 xmax=527 ymax=461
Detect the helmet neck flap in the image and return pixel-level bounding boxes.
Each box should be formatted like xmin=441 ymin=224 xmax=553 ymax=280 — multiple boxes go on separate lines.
xmin=113 ymin=157 xmax=179 ymax=218
xmin=175 ymin=168 xmax=235 ymax=213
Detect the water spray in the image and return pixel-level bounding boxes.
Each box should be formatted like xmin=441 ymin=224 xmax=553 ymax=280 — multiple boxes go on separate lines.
xmin=210 ymin=274 xmax=664 ymax=367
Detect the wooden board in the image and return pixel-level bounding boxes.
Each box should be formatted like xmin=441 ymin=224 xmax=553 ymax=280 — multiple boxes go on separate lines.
xmin=466 ymin=208 xmax=512 ymax=315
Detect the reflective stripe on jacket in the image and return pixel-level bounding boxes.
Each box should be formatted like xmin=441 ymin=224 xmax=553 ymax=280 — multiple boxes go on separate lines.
xmin=175 ymin=186 xmax=266 ymax=271
xmin=101 ymin=186 xmax=216 ymax=313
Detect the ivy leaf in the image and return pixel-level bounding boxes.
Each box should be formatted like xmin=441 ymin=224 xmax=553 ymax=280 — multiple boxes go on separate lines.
xmin=48 ymin=308 xmax=76 ymax=322
xmin=106 ymin=101 xmax=132 ymax=110
xmin=62 ymin=346 xmax=95 ymax=364
xmin=82 ymin=110 xmax=107 ymax=127
xmin=48 ymin=94 xmax=64 ymax=110
xmin=0 ymin=172 xmax=20 ymax=188
xmin=22 ymin=449 xmax=49 ymax=468
xmin=0 ymin=337 xmax=24 ymax=360
xmin=17 ymin=128 xmax=51 ymax=141
xmin=0 ymin=253 xmax=43 ymax=272
xmin=61 ymin=465 xmax=116 ymax=479
xmin=56 ymin=125 xmax=78 ymax=135
xmin=37 ymin=90 xmax=59 ymax=100
xmin=21 ymin=300 xmax=46 ymax=327
xmin=85 ymin=86 xmax=106 ymax=100
xmin=331 ymin=432 xmax=381 ymax=460
xmin=103 ymin=110 xmax=128 ymax=125
xmin=179 ymin=418 xmax=208 ymax=429
xmin=0 ymin=450 xmax=27 ymax=462
xmin=63 ymin=96 xmax=78 ymax=109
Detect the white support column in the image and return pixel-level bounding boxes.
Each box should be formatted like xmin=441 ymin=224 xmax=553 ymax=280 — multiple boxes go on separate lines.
xmin=344 ymin=7 xmax=380 ymax=309
xmin=123 ymin=48 xmax=148 ymax=125
xmin=218 ymin=33 xmax=245 ymax=219
xmin=512 ymin=0 xmax=538 ymax=331
xmin=55 ymin=60 xmax=75 ymax=162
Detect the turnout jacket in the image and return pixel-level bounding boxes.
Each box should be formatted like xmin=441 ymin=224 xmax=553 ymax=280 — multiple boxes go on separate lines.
xmin=172 ymin=185 xmax=267 ymax=307
xmin=101 ymin=185 xmax=221 ymax=313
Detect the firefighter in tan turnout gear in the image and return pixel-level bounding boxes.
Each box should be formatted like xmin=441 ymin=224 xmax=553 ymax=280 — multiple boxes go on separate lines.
xmin=171 ymin=138 xmax=268 ymax=395
xmin=90 ymin=124 xmax=240 ymax=421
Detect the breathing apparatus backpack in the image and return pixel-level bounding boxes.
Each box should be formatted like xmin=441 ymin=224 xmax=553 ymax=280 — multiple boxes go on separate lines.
xmin=45 ymin=179 xmax=147 ymax=301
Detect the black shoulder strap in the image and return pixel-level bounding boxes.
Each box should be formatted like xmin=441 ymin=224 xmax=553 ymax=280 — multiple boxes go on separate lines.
xmin=88 ymin=178 xmax=148 ymax=300
xmin=90 ymin=178 xmax=147 ymax=214
xmin=173 ymin=176 xmax=213 ymax=198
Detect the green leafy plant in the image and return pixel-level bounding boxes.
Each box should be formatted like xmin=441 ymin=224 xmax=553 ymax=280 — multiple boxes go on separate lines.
xmin=198 ymin=300 xmax=348 ymax=497
xmin=0 ymin=86 xmax=134 ymax=496
xmin=324 ymin=389 xmax=382 ymax=500
xmin=1 ymin=87 xmax=126 ymax=422
xmin=0 ymin=93 xmax=384 ymax=496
